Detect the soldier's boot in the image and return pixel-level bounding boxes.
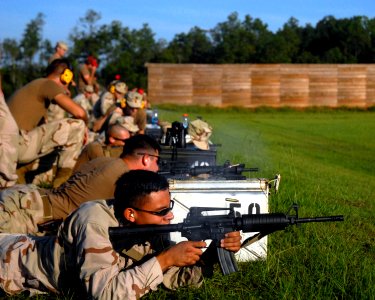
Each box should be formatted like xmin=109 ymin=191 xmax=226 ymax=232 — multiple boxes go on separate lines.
xmin=53 ymin=168 xmax=73 ymax=188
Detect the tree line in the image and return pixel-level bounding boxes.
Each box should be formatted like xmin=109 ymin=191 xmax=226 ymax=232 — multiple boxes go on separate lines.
xmin=1 ymin=10 xmax=374 ymax=97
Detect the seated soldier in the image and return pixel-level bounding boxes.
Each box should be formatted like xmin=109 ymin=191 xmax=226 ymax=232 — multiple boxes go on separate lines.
xmin=73 ymin=118 xmax=139 ymax=172
xmin=96 ymin=91 xmax=147 ymax=135
xmin=73 ymin=84 xmax=97 ymax=129
xmin=4 ymin=59 xmax=88 ymax=188
xmin=92 ymin=81 xmax=128 ymax=123
xmin=0 ymin=135 xmax=160 ymax=235
xmin=0 ymin=170 xmax=241 ymax=299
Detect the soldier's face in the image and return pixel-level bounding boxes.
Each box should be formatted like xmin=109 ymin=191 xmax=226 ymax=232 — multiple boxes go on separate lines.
xmin=131 ymin=189 xmax=174 ymax=225
xmin=126 ymin=106 xmax=138 ymax=117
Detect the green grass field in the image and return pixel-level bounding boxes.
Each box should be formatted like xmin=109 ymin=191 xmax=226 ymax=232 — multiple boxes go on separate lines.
xmin=4 ymin=107 xmax=374 ymax=299
xmin=144 ymin=106 xmax=374 ymax=300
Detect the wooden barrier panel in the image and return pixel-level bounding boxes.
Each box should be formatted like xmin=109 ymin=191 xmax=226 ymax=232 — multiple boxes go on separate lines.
xmin=222 ymin=65 xmax=251 ymax=107
xmin=337 ymin=65 xmax=367 ymax=106
xmin=366 ymin=65 xmax=375 ymax=106
xmin=192 ymin=65 xmax=222 ymax=106
xmin=146 ymin=63 xmax=375 ymax=107
xmin=308 ymin=65 xmax=338 ymax=107
xmin=280 ymin=65 xmax=309 ymax=107
xmin=250 ymin=65 xmax=280 ymax=107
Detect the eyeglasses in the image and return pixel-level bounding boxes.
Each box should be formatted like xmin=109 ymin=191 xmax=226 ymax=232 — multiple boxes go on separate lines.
xmin=132 ymin=199 xmax=174 ymax=216
xmin=136 ymin=152 xmax=160 ymax=164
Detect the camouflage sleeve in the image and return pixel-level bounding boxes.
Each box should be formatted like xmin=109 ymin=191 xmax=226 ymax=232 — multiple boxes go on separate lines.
xmin=108 ymin=111 xmax=122 ymax=125
xmin=100 ymin=92 xmax=115 ymax=116
xmin=0 ymin=91 xmax=19 ymax=187
xmin=162 ymin=265 xmax=204 ymax=290
xmin=75 ymin=221 xmax=164 ymax=300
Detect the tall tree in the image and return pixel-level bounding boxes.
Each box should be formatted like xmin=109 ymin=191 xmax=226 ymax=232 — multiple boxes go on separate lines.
xmin=211 ymin=13 xmax=268 ymax=63
xmin=20 ymin=13 xmax=45 ymax=66
xmin=69 ymin=9 xmax=102 ymax=60
xmin=274 ymin=17 xmax=302 ymax=62
xmin=0 ymin=38 xmax=22 ymax=94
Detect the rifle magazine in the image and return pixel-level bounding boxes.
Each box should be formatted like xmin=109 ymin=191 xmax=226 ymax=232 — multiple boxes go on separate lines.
xmin=217 ymin=248 xmax=238 ymax=275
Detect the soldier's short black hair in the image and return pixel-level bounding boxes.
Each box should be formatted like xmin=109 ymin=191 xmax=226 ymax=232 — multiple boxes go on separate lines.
xmin=45 ymin=58 xmax=72 ymax=77
xmin=120 ymin=134 xmax=161 ymax=158
xmin=114 ymin=170 xmax=169 ymax=221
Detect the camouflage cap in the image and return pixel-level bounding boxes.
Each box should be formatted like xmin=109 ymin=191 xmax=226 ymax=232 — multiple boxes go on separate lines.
xmin=116 ymin=116 xmax=139 ymax=133
xmin=188 ymin=119 xmax=213 ymax=150
xmin=115 ymin=82 xmax=127 ymax=94
xmin=84 ymin=85 xmax=94 ymax=93
xmin=56 ymin=41 xmax=68 ymax=51
xmin=126 ymin=91 xmax=143 ymax=108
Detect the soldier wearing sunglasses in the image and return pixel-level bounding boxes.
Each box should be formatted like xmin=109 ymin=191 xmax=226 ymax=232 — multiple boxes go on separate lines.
xmin=0 ymin=170 xmax=241 ymax=299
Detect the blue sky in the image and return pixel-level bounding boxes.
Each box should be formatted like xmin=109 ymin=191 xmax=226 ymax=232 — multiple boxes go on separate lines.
xmin=0 ymin=0 xmax=374 ymax=46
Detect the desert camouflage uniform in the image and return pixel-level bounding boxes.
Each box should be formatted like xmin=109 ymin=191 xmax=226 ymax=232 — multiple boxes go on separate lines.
xmin=93 ymin=91 xmax=115 ymax=119
xmin=74 ymin=92 xmax=94 ymax=116
xmin=73 ymin=92 xmax=97 ymax=130
xmin=0 ymin=200 xmax=203 ymax=299
xmin=0 ymin=92 xmax=18 ymax=188
xmin=47 ymin=103 xmax=66 ymax=122
xmin=17 ymin=118 xmax=85 ymax=170
xmin=0 ymin=184 xmax=50 ymax=235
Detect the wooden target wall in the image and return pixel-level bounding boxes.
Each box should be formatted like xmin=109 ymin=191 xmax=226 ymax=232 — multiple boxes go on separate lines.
xmin=146 ymin=63 xmax=375 ymax=107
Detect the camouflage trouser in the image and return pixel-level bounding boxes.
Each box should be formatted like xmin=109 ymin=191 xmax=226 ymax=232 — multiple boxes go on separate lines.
xmin=0 ymin=184 xmax=49 ymax=234
xmin=0 ymin=93 xmax=19 ymax=188
xmin=0 ymin=233 xmax=57 ymax=296
xmin=18 ymin=118 xmax=86 ymax=170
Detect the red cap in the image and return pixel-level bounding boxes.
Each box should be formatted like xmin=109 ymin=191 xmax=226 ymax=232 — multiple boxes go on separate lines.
xmin=115 ymin=74 xmax=121 ymax=80
xmin=87 ymin=56 xmax=98 ymax=67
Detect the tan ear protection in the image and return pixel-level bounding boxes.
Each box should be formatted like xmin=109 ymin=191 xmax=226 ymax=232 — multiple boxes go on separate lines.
xmin=130 ymin=213 xmax=134 ymax=217
xmin=60 ymin=68 xmax=74 ymax=85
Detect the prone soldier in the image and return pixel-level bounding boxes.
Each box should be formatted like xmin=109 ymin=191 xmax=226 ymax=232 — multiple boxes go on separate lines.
xmin=0 ymin=170 xmax=241 ymax=299
xmin=73 ymin=119 xmax=139 ymax=172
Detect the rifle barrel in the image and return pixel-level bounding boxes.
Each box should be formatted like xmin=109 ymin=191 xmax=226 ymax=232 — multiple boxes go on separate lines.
xmin=241 ymin=168 xmax=259 ymax=172
xmin=296 ymin=215 xmax=344 ymax=223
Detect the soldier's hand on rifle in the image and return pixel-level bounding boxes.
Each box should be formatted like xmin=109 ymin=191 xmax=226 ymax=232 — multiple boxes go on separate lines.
xmin=221 ymin=231 xmax=241 ymax=252
xmin=157 ymin=240 xmax=206 ymax=272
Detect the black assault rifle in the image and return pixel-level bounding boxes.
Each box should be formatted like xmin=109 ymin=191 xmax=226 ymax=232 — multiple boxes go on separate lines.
xmin=159 ymin=161 xmax=259 ymax=180
xmin=109 ymin=204 xmax=344 ymax=275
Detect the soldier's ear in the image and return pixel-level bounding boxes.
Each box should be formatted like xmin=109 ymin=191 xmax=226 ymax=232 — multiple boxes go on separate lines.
xmin=124 ymin=208 xmax=136 ymax=222
xmin=141 ymin=153 xmax=149 ymax=166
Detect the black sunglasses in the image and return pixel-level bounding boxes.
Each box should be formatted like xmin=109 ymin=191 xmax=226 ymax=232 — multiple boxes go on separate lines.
xmin=132 ymin=199 xmax=174 ymax=216
xmin=136 ymin=152 xmax=160 ymax=164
